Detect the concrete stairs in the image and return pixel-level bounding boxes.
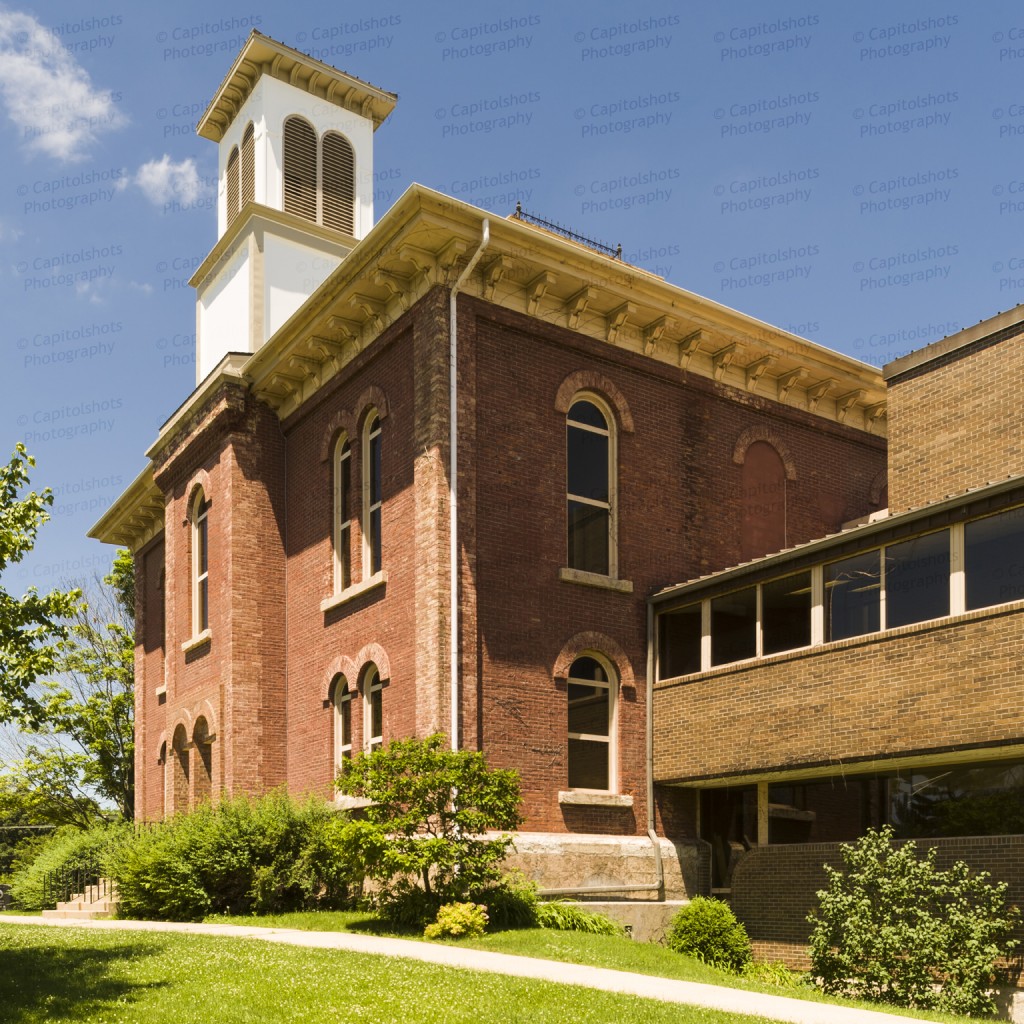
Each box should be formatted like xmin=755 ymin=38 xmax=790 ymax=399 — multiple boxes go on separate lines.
xmin=41 ymin=880 xmax=118 ymax=920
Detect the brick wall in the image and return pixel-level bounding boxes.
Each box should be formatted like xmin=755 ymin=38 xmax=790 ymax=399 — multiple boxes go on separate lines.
xmin=135 ymin=536 xmax=165 ymax=821
xmin=731 ymin=835 xmax=1024 ymax=968
xmin=655 ymin=603 xmax=1024 ymax=785
xmin=887 ymin=330 xmax=1024 ymax=513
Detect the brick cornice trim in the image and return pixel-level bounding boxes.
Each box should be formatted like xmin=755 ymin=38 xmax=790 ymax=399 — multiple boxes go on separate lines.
xmin=323 ymin=655 xmax=360 ymax=701
xmin=554 ymin=371 xmax=635 ymax=433
xmin=355 ymin=642 xmax=392 ymax=684
xmin=552 ymin=631 xmax=635 ymax=688
xmin=732 ymin=428 xmax=798 ymax=480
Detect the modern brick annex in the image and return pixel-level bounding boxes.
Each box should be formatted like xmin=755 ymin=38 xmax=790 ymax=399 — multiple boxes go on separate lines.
xmin=92 ymin=32 xmax=1023 ymax=955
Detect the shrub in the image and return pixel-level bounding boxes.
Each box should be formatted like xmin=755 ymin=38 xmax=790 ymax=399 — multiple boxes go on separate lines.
xmin=808 ymin=826 xmax=1022 ymax=1017
xmin=10 ymin=821 xmax=129 ymax=911
xmin=742 ymin=961 xmax=805 ymax=989
xmin=424 ymin=902 xmax=488 ymax=940
xmin=535 ymin=900 xmax=624 ymax=936
xmin=478 ymin=871 xmax=540 ymax=930
xmin=335 ymin=734 xmax=522 ymax=926
xmin=666 ymin=897 xmax=752 ymax=973
xmin=104 ymin=792 xmax=354 ymax=922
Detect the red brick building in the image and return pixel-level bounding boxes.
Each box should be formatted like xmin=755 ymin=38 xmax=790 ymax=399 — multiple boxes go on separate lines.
xmin=93 ymin=34 xmax=1023 ymax=926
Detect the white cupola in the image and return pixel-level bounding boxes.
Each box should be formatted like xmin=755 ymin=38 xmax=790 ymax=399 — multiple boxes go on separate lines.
xmin=189 ymin=32 xmax=397 ymax=383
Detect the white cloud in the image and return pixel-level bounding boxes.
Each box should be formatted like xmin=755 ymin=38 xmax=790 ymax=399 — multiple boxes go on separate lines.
xmin=133 ymin=155 xmax=204 ymax=206
xmin=0 ymin=8 xmax=125 ymax=162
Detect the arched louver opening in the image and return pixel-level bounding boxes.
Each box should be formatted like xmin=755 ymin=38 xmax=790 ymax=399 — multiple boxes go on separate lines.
xmin=283 ymin=115 xmax=317 ymax=222
xmin=322 ymin=131 xmax=355 ymax=235
xmin=240 ymin=122 xmax=255 ymax=209
xmin=226 ymin=145 xmax=240 ymax=225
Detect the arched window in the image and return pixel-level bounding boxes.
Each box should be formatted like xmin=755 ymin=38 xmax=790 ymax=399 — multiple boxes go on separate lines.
xmin=332 ymin=675 xmax=353 ymax=771
xmin=171 ymin=724 xmax=190 ymax=813
xmin=240 ymin=122 xmax=255 ymax=208
xmin=192 ymin=718 xmax=212 ymax=806
xmin=363 ymin=411 xmax=382 ymax=577
xmin=283 ymin=117 xmax=356 ymax=234
xmin=362 ymin=664 xmax=382 ymax=753
xmin=567 ymin=655 xmax=617 ymax=791
xmin=226 ymin=146 xmax=240 ymax=224
xmin=191 ymin=490 xmax=210 ymax=635
xmin=567 ymin=396 xmax=615 ymax=576
xmin=322 ymin=131 xmax=355 ymax=234
xmin=333 ymin=435 xmax=352 ymax=593
xmin=283 ymin=115 xmax=317 ymax=222
xmin=741 ymin=441 xmax=787 ymax=561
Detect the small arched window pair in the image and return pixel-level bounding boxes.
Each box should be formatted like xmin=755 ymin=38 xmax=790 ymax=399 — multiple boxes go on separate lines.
xmin=283 ymin=116 xmax=356 ymax=235
xmin=225 ymin=122 xmax=255 ymax=226
xmin=332 ymin=663 xmax=383 ymax=772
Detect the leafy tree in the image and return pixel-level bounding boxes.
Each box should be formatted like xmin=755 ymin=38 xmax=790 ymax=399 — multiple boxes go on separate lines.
xmin=808 ymin=826 xmax=1021 ymax=1016
xmin=336 ymin=734 xmax=523 ymax=925
xmin=2 ymin=551 xmax=135 ymax=823
xmin=0 ymin=445 xmax=79 ymax=727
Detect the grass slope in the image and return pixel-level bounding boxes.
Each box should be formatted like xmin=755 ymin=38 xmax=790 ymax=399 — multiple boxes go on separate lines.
xmin=0 ymin=923 xmax=773 ymax=1024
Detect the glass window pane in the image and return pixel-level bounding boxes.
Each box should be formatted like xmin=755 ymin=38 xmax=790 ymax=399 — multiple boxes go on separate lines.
xmin=369 ymin=427 xmax=381 ymax=505
xmin=568 ymin=501 xmax=609 ymax=575
xmin=885 ymin=530 xmax=949 ymax=628
xmin=825 ymin=551 xmax=880 ymax=641
xmin=339 ymin=445 xmax=350 ymax=521
xmin=371 ymin=687 xmax=382 ymax=739
xmin=198 ymin=515 xmax=208 ymax=576
xmin=568 ymin=657 xmax=607 ymax=682
xmin=340 ymin=698 xmax=351 ymax=747
xmin=711 ymin=587 xmax=756 ymax=665
xmin=568 ymin=682 xmax=609 ymax=735
xmin=370 ymin=507 xmax=382 ymax=574
xmin=567 ymin=400 xmax=606 ymax=429
xmin=567 ymin=426 xmax=608 ymax=502
xmin=568 ymin=739 xmax=608 ymax=789
xmin=199 ymin=578 xmax=208 ymax=632
xmin=762 ymin=571 xmax=812 ymax=656
xmin=658 ymin=604 xmax=702 ymax=678
xmin=966 ymin=507 xmax=1024 ymax=610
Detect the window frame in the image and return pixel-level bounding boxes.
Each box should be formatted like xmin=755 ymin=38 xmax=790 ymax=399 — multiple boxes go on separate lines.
xmin=565 ymin=393 xmax=618 ymax=580
xmin=333 ymin=434 xmax=353 ymax=594
xmin=332 ymin=675 xmax=353 ymax=773
xmin=191 ymin=490 xmax=210 ymax=637
xmin=362 ymin=664 xmax=382 ymax=753
xmin=566 ymin=654 xmax=618 ymax=793
xmin=362 ymin=410 xmax=382 ymax=579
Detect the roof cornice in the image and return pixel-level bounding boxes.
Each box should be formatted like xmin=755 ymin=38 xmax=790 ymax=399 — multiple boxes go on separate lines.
xmin=88 ymin=466 xmax=164 ymax=552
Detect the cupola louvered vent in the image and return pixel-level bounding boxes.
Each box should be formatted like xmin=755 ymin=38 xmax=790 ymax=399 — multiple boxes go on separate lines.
xmin=283 ymin=116 xmax=317 ymax=222
xmin=226 ymin=145 xmax=240 ymax=224
xmin=240 ymin=122 xmax=255 ymax=208
xmin=322 ymin=131 xmax=355 ymax=235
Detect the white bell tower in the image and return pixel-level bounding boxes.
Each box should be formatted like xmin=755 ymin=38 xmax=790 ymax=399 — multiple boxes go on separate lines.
xmin=190 ymin=32 xmax=397 ymax=382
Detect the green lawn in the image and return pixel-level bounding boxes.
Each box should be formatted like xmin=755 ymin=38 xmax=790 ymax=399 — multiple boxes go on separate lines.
xmin=0 ymin=923 xmax=770 ymax=1024
xmin=203 ymin=910 xmax=983 ymax=1024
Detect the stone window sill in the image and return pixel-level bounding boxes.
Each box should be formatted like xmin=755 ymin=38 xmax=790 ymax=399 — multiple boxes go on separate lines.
xmin=558 ymin=790 xmax=634 ymax=809
xmin=333 ymin=794 xmax=376 ymax=812
xmin=180 ymin=629 xmax=211 ymax=654
xmin=559 ymin=568 xmax=633 ymax=593
xmin=154 ymin=685 xmax=167 ymax=697
xmin=320 ymin=572 xmax=387 ymax=613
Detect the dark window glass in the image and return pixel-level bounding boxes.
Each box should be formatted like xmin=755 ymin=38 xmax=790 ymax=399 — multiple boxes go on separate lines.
xmin=700 ymin=786 xmax=757 ymax=890
xmin=566 ymin=427 xmax=609 ymax=502
xmin=198 ymin=578 xmax=208 ymax=632
xmin=567 ymin=501 xmax=609 ymax=575
xmin=888 ymin=761 xmax=1024 ymax=838
xmin=370 ymin=507 xmax=382 ymax=575
xmin=711 ymin=586 xmax=756 ymax=665
xmin=567 ymin=740 xmax=609 ymax=789
xmin=965 ymin=506 xmax=1024 ymax=610
xmin=768 ymin=777 xmax=886 ymax=844
xmin=885 ymin=530 xmax=949 ymax=628
xmin=825 ymin=550 xmax=880 ymax=641
xmin=369 ymin=422 xmax=381 ymax=506
xmin=567 ymin=657 xmax=611 ymax=791
xmin=658 ymin=603 xmax=702 ymax=678
xmin=567 ymin=400 xmax=606 ymax=428
xmin=762 ymin=571 xmax=812 ymax=655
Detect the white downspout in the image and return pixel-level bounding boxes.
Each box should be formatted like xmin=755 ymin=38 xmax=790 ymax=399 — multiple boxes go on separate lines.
xmin=449 ymin=219 xmax=490 ymax=752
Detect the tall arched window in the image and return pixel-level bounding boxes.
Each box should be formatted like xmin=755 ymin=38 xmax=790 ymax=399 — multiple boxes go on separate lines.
xmin=333 ymin=435 xmax=352 ymax=593
xmin=283 ymin=115 xmax=317 ymax=221
xmin=283 ymin=117 xmax=356 ymax=234
xmin=362 ymin=664 xmax=382 ymax=753
xmin=240 ymin=122 xmax=255 ymax=208
xmin=567 ymin=396 xmax=615 ymax=576
xmin=191 ymin=490 xmax=210 ymax=635
xmin=363 ymin=411 xmax=382 ymax=577
xmin=741 ymin=441 xmax=787 ymax=561
xmin=226 ymin=145 xmax=240 ymax=223
xmin=171 ymin=724 xmax=190 ymax=813
xmin=567 ymin=655 xmax=617 ymax=791
xmin=332 ymin=674 xmax=353 ymax=772
xmin=322 ymin=131 xmax=355 ymax=234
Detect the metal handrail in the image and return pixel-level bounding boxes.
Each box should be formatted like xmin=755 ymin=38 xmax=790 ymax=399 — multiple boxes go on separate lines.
xmin=512 ymin=202 xmax=622 ymax=260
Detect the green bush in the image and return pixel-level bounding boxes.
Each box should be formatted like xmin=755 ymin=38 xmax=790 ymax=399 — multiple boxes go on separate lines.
xmin=666 ymin=897 xmax=752 ymax=973
xmin=535 ymin=900 xmax=624 ymax=936
xmin=808 ymin=826 xmax=1022 ymax=1017
xmin=104 ymin=792 xmax=354 ymax=922
xmin=478 ymin=871 xmax=540 ymax=930
xmin=335 ymin=734 xmax=522 ymax=926
xmin=10 ymin=821 xmax=129 ymax=910
xmin=424 ymin=901 xmax=488 ymax=940
xmin=742 ymin=961 xmax=805 ymax=989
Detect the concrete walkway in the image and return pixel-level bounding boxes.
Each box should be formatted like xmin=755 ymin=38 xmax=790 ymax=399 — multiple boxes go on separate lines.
xmin=0 ymin=915 xmax=924 ymax=1024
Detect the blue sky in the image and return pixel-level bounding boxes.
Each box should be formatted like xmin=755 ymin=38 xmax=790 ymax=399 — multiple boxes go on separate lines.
xmin=1 ymin=0 xmax=1020 ymax=586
